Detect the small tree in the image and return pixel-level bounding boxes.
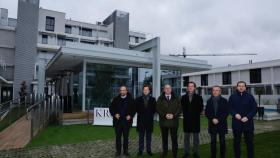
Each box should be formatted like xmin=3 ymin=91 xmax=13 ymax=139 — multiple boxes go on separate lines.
xmin=255 ymin=87 xmax=264 ymax=107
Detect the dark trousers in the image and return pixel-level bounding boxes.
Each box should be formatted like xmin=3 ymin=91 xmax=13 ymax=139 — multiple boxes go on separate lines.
xmin=184 ymin=132 xmax=200 ymax=156
xmin=115 ymin=125 xmax=130 ymax=153
xmin=210 ymin=133 xmax=226 ymax=158
xmin=138 ymin=130 xmax=152 ymax=153
xmin=161 ymin=126 xmax=178 ymax=157
xmin=233 ymin=130 xmax=254 ymax=158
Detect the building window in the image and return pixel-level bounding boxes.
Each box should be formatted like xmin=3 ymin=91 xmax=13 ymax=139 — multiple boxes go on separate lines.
xmin=254 ymin=86 xmax=273 ymax=95
xmin=265 ymin=85 xmax=273 ymax=95
xmin=45 ymin=16 xmax=55 ymax=31
xmin=81 ymin=41 xmax=96 ymax=45
xmin=204 ymin=88 xmax=212 ymax=95
xmin=222 ymin=72 xmax=231 ymax=85
xmin=135 ymin=37 xmax=139 ymax=43
xmin=250 ymin=68 xmax=262 ymax=83
xmin=42 ymin=35 xmax=48 ymax=44
xmin=201 ymin=74 xmax=208 ymax=86
xmin=104 ymin=43 xmax=109 ymax=47
xmin=221 ymin=88 xmax=229 ymax=95
xmin=183 ymin=76 xmax=189 ymax=87
xmin=57 ymin=36 xmax=66 ymax=46
xmin=276 ymin=86 xmax=280 ymax=94
xmin=79 ymin=27 xmax=92 ymax=37
xmin=65 ymin=25 xmax=72 ymax=34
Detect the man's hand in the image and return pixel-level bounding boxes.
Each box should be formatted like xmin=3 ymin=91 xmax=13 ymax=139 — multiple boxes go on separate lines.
xmin=212 ymin=118 xmax=219 ymax=125
xmin=169 ymin=114 xmax=174 ymax=119
xmin=235 ymin=114 xmax=242 ymax=120
xmin=241 ymin=117 xmax=248 ymax=123
xmin=126 ymin=115 xmax=131 ymax=120
xmin=115 ymin=114 xmax=120 ymax=119
xmin=166 ymin=114 xmax=174 ymax=120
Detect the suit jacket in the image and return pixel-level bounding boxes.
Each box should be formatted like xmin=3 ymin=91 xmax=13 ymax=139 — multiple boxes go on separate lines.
xmin=205 ymin=96 xmax=229 ymax=134
xmin=229 ymin=91 xmax=257 ymax=131
xmin=181 ymin=93 xmax=204 ymax=133
xmin=109 ymin=93 xmax=135 ymax=127
xmin=135 ymin=96 xmax=156 ymax=132
xmin=156 ymin=92 xmax=182 ymax=128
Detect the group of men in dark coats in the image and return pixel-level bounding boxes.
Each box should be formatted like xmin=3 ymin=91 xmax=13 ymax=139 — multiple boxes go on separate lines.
xmin=109 ymin=80 xmax=257 ymax=158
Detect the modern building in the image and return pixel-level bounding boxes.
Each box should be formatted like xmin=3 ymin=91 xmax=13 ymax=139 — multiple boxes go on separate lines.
xmin=182 ymin=59 xmax=280 ymax=106
xmin=0 ymin=0 xmax=211 ymax=112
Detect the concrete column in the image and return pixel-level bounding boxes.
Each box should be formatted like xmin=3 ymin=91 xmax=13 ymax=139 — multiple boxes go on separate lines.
xmin=152 ymin=37 xmax=161 ymax=99
xmin=271 ymin=67 xmax=276 ymax=95
xmin=37 ymin=61 xmax=46 ymax=95
xmin=82 ymin=60 xmax=87 ymax=112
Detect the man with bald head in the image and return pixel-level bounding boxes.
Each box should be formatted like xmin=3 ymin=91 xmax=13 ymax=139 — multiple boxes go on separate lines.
xmin=109 ymin=86 xmax=135 ymax=157
xmin=205 ymin=86 xmax=229 ymax=158
xmin=156 ymin=84 xmax=182 ymax=158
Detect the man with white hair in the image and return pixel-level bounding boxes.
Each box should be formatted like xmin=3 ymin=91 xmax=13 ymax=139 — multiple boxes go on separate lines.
xmin=156 ymin=84 xmax=182 ymax=158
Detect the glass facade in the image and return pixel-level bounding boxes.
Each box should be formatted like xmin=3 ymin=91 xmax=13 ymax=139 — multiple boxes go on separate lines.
xmin=85 ymin=62 xmax=181 ymax=110
xmin=72 ymin=70 xmax=83 ymax=111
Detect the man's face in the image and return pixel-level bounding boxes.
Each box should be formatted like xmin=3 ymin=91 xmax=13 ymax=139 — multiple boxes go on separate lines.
xmin=164 ymin=85 xmax=172 ymax=95
xmin=212 ymin=87 xmax=221 ymax=97
xmin=119 ymin=86 xmax=128 ymax=96
xmin=237 ymin=83 xmax=246 ymax=93
xmin=187 ymin=83 xmax=196 ymax=93
xmin=143 ymin=87 xmax=150 ymax=96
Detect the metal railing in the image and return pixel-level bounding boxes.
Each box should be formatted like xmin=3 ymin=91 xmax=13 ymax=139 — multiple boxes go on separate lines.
xmin=0 ymin=96 xmax=29 ymax=132
xmin=26 ymin=95 xmax=63 ymax=139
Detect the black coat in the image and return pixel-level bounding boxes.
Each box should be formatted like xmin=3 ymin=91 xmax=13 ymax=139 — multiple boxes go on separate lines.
xmin=229 ymin=91 xmax=257 ymax=131
xmin=181 ymin=93 xmax=204 ymax=133
xmin=205 ymin=96 xmax=229 ymax=134
xmin=109 ymin=93 xmax=135 ymax=127
xmin=135 ymin=96 xmax=156 ymax=132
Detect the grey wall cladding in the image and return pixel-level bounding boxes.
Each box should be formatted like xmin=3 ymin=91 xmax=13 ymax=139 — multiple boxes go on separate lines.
xmin=13 ymin=0 xmax=40 ymax=98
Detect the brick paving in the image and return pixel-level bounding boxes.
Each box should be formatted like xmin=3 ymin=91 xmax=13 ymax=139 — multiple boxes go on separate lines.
xmin=0 ymin=120 xmax=279 ymax=158
xmin=0 ymin=115 xmax=31 ymax=150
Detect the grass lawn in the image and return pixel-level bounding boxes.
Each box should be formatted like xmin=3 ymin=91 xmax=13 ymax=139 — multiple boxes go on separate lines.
xmin=134 ymin=130 xmax=280 ymax=158
xmin=27 ymin=116 xmax=210 ymax=147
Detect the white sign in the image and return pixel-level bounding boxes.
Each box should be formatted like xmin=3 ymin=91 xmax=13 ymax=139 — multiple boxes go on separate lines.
xmin=93 ymin=108 xmax=137 ymax=126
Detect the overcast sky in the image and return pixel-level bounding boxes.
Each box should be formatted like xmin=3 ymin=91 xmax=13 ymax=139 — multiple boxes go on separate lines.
xmin=1 ymin=0 xmax=280 ymax=67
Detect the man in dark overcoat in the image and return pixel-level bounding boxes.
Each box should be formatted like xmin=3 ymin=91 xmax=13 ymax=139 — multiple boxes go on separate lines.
xmin=181 ymin=82 xmax=204 ymax=158
xmin=109 ymin=86 xmax=135 ymax=157
xmin=205 ymin=86 xmax=229 ymax=158
xmin=135 ymin=85 xmax=156 ymax=156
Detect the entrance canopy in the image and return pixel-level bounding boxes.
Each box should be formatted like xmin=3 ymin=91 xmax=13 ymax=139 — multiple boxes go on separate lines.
xmin=46 ymin=39 xmax=211 ymax=78
xmin=45 ymin=38 xmax=211 ymax=111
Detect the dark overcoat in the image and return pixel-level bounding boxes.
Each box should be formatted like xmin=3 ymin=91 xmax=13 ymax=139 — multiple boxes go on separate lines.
xmin=135 ymin=96 xmax=156 ymax=132
xmin=205 ymin=96 xmax=229 ymax=134
xmin=181 ymin=93 xmax=204 ymax=133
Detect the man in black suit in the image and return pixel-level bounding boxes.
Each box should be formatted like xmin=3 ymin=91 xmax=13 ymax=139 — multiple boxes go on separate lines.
xmin=109 ymin=86 xmax=135 ymax=157
xmin=181 ymin=82 xmax=204 ymax=158
xmin=229 ymin=81 xmax=257 ymax=158
xmin=135 ymin=85 xmax=156 ymax=156
xmin=205 ymin=86 xmax=229 ymax=158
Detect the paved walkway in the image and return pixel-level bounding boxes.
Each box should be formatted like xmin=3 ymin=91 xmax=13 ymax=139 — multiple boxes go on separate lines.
xmin=0 ymin=120 xmax=279 ymax=158
xmin=0 ymin=115 xmax=31 ymax=150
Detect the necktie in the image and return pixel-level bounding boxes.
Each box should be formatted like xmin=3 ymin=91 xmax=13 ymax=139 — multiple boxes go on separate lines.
xmin=167 ymin=96 xmax=170 ymax=101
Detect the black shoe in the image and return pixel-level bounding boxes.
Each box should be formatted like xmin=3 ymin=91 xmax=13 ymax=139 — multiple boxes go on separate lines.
xmin=137 ymin=151 xmax=143 ymax=156
xmin=123 ymin=151 xmax=130 ymax=156
xmin=193 ymin=153 xmax=200 ymax=158
xmin=160 ymin=152 xmax=167 ymax=158
xmin=115 ymin=152 xmax=121 ymax=157
xmin=182 ymin=153 xmax=189 ymax=158
xmin=147 ymin=151 xmax=153 ymax=156
xmin=172 ymin=153 xmax=178 ymax=158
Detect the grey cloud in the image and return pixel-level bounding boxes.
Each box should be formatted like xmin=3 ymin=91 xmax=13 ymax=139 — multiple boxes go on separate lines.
xmin=2 ymin=0 xmax=280 ymax=67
